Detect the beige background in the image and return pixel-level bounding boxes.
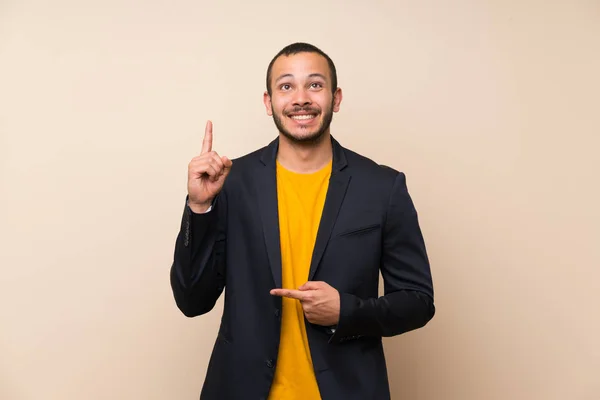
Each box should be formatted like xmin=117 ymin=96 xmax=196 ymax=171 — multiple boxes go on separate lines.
xmin=1 ymin=0 xmax=599 ymax=399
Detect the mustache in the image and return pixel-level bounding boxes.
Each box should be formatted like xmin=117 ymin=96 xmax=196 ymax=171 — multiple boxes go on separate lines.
xmin=285 ymin=106 xmax=320 ymax=115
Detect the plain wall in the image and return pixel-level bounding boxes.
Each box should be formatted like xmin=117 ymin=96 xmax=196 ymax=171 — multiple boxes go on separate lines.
xmin=1 ymin=0 xmax=599 ymax=399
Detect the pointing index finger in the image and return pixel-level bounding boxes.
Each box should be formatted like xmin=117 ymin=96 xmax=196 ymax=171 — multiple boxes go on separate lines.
xmin=201 ymin=120 xmax=213 ymax=154
xmin=270 ymin=289 xmax=306 ymax=300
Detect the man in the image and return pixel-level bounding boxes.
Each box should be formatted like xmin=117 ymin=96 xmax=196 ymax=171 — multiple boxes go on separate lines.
xmin=170 ymin=42 xmax=435 ymax=400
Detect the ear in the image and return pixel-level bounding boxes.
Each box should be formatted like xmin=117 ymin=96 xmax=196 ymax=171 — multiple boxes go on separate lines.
xmin=332 ymin=87 xmax=343 ymax=113
xmin=263 ymin=91 xmax=273 ymax=116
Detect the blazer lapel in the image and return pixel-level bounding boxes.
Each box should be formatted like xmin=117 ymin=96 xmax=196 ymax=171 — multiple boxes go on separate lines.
xmin=256 ymin=138 xmax=282 ymax=288
xmin=308 ymin=137 xmax=350 ymax=281
xmin=255 ymin=136 xmax=351 ymax=287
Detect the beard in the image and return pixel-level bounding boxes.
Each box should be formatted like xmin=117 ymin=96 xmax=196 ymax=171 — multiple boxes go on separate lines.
xmin=272 ymin=100 xmax=334 ymax=145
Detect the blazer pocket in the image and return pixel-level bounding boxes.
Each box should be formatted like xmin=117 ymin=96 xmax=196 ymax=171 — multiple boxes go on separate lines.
xmin=334 ymin=223 xmax=381 ymax=238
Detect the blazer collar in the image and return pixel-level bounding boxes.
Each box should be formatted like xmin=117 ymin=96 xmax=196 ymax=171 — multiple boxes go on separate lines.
xmin=259 ymin=134 xmax=348 ymax=171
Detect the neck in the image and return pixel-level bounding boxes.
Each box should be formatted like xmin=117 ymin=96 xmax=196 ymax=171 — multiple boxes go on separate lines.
xmin=276 ymin=131 xmax=333 ymax=174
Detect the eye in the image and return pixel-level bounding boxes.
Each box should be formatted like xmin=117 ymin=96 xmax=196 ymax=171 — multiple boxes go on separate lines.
xmin=310 ymin=82 xmax=323 ymax=89
xmin=280 ymin=84 xmax=292 ymax=91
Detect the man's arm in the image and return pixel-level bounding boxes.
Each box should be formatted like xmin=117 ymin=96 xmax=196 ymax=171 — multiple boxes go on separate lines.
xmin=170 ymin=193 xmax=227 ymax=317
xmin=329 ymin=172 xmax=435 ymax=342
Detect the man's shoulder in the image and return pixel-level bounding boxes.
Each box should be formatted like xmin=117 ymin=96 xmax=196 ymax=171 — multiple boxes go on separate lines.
xmin=232 ymin=148 xmax=263 ymax=164
xmin=342 ymin=145 xmax=401 ymax=181
xmin=227 ymin=144 xmax=268 ymax=175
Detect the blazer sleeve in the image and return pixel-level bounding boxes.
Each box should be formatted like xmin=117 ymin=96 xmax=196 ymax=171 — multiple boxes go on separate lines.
xmin=329 ymin=172 xmax=435 ymax=342
xmin=169 ymin=190 xmax=228 ymax=318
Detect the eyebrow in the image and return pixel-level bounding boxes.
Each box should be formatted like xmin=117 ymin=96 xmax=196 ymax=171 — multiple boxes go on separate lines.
xmin=274 ymin=73 xmax=327 ymax=84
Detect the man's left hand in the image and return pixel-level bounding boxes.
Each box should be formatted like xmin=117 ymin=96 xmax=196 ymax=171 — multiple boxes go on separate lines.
xmin=270 ymin=281 xmax=340 ymax=326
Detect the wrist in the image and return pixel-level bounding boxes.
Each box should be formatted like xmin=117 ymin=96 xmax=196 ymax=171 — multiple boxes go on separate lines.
xmin=188 ymin=200 xmax=212 ymax=214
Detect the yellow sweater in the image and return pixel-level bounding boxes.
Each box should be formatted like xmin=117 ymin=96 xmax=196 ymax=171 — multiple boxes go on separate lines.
xmin=268 ymin=159 xmax=332 ymax=400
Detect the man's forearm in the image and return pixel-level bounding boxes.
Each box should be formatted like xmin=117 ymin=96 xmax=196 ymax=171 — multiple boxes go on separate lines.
xmin=170 ymin=201 xmax=226 ymax=317
xmin=329 ymin=289 xmax=435 ymax=343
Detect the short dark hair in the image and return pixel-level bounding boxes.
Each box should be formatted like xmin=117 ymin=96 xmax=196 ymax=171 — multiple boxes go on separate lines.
xmin=265 ymin=42 xmax=338 ymax=96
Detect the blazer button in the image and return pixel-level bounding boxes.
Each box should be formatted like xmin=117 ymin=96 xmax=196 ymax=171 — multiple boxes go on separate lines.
xmin=274 ymin=309 xmax=280 ymax=318
xmin=266 ymin=359 xmax=274 ymax=368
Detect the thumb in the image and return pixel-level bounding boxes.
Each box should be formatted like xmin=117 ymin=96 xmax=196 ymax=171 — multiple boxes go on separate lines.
xmin=221 ymin=156 xmax=233 ymax=175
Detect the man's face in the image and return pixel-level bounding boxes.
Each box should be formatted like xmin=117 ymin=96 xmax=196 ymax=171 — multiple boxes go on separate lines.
xmin=264 ymin=52 xmax=342 ymax=143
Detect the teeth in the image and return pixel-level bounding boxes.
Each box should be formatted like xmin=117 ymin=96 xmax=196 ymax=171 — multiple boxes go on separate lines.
xmin=291 ymin=115 xmax=315 ymax=120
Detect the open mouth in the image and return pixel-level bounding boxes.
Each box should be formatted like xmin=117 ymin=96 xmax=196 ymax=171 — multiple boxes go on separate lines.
xmin=290 ymin=114 xmax=317 ymax=121
xmin=287 ymin=111 xmax=319 ymax=125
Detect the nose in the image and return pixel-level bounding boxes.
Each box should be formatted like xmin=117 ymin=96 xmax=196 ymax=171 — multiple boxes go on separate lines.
xmin=292 ymin=88 xmax=311 ymax=107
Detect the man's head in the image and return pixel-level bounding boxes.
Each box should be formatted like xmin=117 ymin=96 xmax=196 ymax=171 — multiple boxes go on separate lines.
xmin=264 ymin=42 xmax=342 ymax=144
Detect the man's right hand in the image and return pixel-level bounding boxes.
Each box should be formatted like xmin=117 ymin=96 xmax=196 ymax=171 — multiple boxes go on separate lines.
xmin=187 ymin=120 xmax=232 ymax=213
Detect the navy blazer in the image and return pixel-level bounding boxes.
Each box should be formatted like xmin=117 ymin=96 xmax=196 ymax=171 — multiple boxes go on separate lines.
xmin=170 ymin=136 xmax=435 ymax=400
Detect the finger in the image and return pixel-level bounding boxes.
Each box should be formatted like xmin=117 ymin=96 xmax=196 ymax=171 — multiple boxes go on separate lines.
xmin=189 ymin=159 xmax=218 ymax=177
xmin=210 ymin=152 xmax=225 ymax=172
xmin=222 ymin=155 xmax=233 ymax=170
xmin=190 ymin=150 xmax=221 ymax=164
xmin=192 ymin=153 xmax=227 ymax=177
xmin=270 ymin=289 xmax=306 ymax=300
xmin=221 ymin=156 xmax=233 ymax=177
xmin=197 ymin=163 xmax=219 ymax=181
xmin=201 ymin=120 xmax=213 ymax=154
xmin=299 ymin=281 xmax=323 ymax=291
